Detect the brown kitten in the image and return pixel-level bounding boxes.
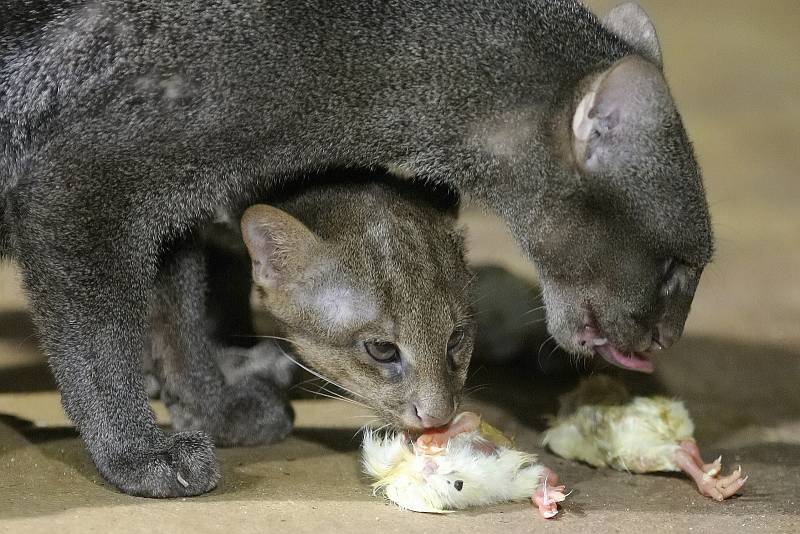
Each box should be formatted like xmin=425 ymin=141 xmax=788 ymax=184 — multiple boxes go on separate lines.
xmin=241 ymin=180 xmax=475 ymax=431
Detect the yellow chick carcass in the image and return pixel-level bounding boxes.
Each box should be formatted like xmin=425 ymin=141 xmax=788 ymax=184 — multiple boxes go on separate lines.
xmin=362 ymin=412 xmax=567 ymax=518
xmin=543 ymin=376 xmax=747 ymax=501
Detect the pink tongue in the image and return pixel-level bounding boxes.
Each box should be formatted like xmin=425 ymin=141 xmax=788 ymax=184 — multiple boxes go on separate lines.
xmin=595 ymin=344 xmax=655 ymax=373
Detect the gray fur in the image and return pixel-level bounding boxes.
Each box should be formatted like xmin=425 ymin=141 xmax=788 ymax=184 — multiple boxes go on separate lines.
xmin=1 ymin=1 xmax=712 ymax=496
xmin=602 ymin=2 xmax=662 ymax=66
xmin=215 ymin=342 xmax=296 ymax=390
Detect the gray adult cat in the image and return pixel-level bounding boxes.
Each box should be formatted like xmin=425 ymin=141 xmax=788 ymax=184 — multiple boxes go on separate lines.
xmin=0 ymin=1 xmax=712 ymax=497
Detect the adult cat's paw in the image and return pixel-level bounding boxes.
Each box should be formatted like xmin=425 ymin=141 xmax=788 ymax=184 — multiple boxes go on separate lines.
xmin=97 ymin=431 xmax=219 ymax=498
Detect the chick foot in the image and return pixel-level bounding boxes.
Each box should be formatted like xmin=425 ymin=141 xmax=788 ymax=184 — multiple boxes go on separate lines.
xmin=675 ymin=440 xmax=747 ymax=501
xmin=532 ymin=467 xmax=567 ymax=519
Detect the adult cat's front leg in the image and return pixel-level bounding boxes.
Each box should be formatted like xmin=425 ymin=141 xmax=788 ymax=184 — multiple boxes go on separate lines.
xmin=15 ymin=207 xmax=219 ymax=497
xmin=149 ymin=238 xmax=294 ymax=447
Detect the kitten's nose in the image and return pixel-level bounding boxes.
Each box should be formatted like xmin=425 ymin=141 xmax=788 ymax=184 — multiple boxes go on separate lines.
xmin=414 ymin=404 xmax=452 ymax=429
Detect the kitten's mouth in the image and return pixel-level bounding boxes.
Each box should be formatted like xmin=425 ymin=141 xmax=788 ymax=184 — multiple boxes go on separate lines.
xmin=580 ymin=316 xmax=656 ymax=374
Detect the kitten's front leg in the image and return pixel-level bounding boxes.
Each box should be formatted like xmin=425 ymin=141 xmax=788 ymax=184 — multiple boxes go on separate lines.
xmin=215 ymin=342 xmax=297 ymax=391
xmin=150 ymin=239 xmax=294 ymax=446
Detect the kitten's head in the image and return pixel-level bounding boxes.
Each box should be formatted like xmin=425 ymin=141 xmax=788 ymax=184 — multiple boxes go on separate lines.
xmin=522 ymin=4 xmax=713 ymax=373
xmin=241 ymin=180 xmax=473 ymax=431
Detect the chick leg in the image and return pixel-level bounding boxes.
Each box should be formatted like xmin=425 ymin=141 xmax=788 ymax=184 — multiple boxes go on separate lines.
xmin=532 ymin=467 xmax=567 ymax=519
xmin=679 ymin=439 xmax=723 ymax=472
xmin=675 ymin=440 xmax=747 ymax=501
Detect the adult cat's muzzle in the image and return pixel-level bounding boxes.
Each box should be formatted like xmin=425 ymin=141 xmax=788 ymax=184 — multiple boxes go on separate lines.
xmin=579 ymin=315 xmax=652 ymax=373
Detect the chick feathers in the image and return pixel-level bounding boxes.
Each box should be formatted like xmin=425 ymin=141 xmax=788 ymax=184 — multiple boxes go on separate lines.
xmin=544 ymin=393 xmax=693 ymax=473
xmin=543 ymin=375 xmax=748 ymax=501
xmin=361 ymin=417 xmax=546 ymax=513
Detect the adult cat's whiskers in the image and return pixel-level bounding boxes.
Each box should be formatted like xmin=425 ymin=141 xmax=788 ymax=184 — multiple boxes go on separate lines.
xmin=522 ymin=304 xmax=547 ymax=316
xmin=523 ymin=317 xmax=548 ymax=326
xmin=545 ymin=342 xmax=561 ymax=362
xmin=537 ymin=334 xmax=556 ymax=370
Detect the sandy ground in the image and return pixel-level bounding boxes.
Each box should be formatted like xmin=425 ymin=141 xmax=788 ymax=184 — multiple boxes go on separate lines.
xmin=1 ymin=1 xmax=799 ymax=532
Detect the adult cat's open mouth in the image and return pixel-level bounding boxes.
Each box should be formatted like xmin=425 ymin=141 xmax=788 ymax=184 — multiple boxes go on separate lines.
xmin=593 ymin=341 xmax=655 ymax=373
xmin=580 ymin=315 xmax=656 ymax=374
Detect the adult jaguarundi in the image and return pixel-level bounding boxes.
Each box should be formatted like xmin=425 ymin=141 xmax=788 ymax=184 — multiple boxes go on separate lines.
xmin=0 ymin=1 xmax=711 ymax=496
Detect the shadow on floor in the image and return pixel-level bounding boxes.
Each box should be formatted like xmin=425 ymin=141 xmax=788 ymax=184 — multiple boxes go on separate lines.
xmin=466 ymin=336 xmax=800 ymax=444
xmin=2 ymin=305 xmax=799 ymax=519
xmin=0 ymin=310 xmax=37 ymax=343
xmin=0 ymin=362 xmax=55 ymax=392
xmin=0 ymin=413 xmax=376 ymax=520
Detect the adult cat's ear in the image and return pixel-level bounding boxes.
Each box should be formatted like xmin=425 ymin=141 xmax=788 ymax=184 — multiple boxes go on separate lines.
xmin=603 ymin=2 xmax=662 ymax=67
xmin=571 ymin=56 xmax=672 ymax=174
xmin=241 ymin=204 xmax=319 ymax=288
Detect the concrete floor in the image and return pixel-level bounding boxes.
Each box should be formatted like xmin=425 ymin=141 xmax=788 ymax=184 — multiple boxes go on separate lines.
xmin=1 ymin=1 xmax=799 ymax=532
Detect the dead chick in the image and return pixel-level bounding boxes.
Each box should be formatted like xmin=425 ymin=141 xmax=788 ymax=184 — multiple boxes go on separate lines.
xmin=543 ymin=375 xmax=747 ymax=501
xmin=362 ymin=412 xmax=567 ymax=518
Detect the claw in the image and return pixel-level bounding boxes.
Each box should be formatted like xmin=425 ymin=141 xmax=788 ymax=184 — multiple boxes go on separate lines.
xmin=702 ymin=456 xmax=722 ymax=480
xmin=717 ymin=466 xmax=742 ymax=488
xmin=675 ymin=447 xmax=746 ymax=501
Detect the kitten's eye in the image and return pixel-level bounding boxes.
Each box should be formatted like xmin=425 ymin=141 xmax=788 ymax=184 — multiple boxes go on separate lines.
xmin=364 ymin=341 xmax=400 ymax=363
xmin=447 ymin=327 xmax=465 ymax=355
xmin=446 ymin=327 xmax=466 ymax=373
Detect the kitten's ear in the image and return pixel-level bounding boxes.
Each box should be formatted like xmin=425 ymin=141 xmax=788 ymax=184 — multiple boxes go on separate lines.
xmin=571 ymin=56 xmax=671 ymax=174
xmin=603 ymin=2 xmax=662 ymax=67
xmin=241 ymin=204 xmax=319 ymax=288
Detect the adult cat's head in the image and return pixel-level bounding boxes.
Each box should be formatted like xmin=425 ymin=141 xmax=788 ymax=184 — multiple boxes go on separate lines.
xmin=528 ymin=4 xmax=712 ymax=372
xmin=241 ymin=179 xmax=474 ymax=431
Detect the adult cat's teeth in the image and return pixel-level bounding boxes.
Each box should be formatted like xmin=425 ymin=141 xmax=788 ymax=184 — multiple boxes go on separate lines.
xmin=592 ymin=338 xmax=608 ymax=346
